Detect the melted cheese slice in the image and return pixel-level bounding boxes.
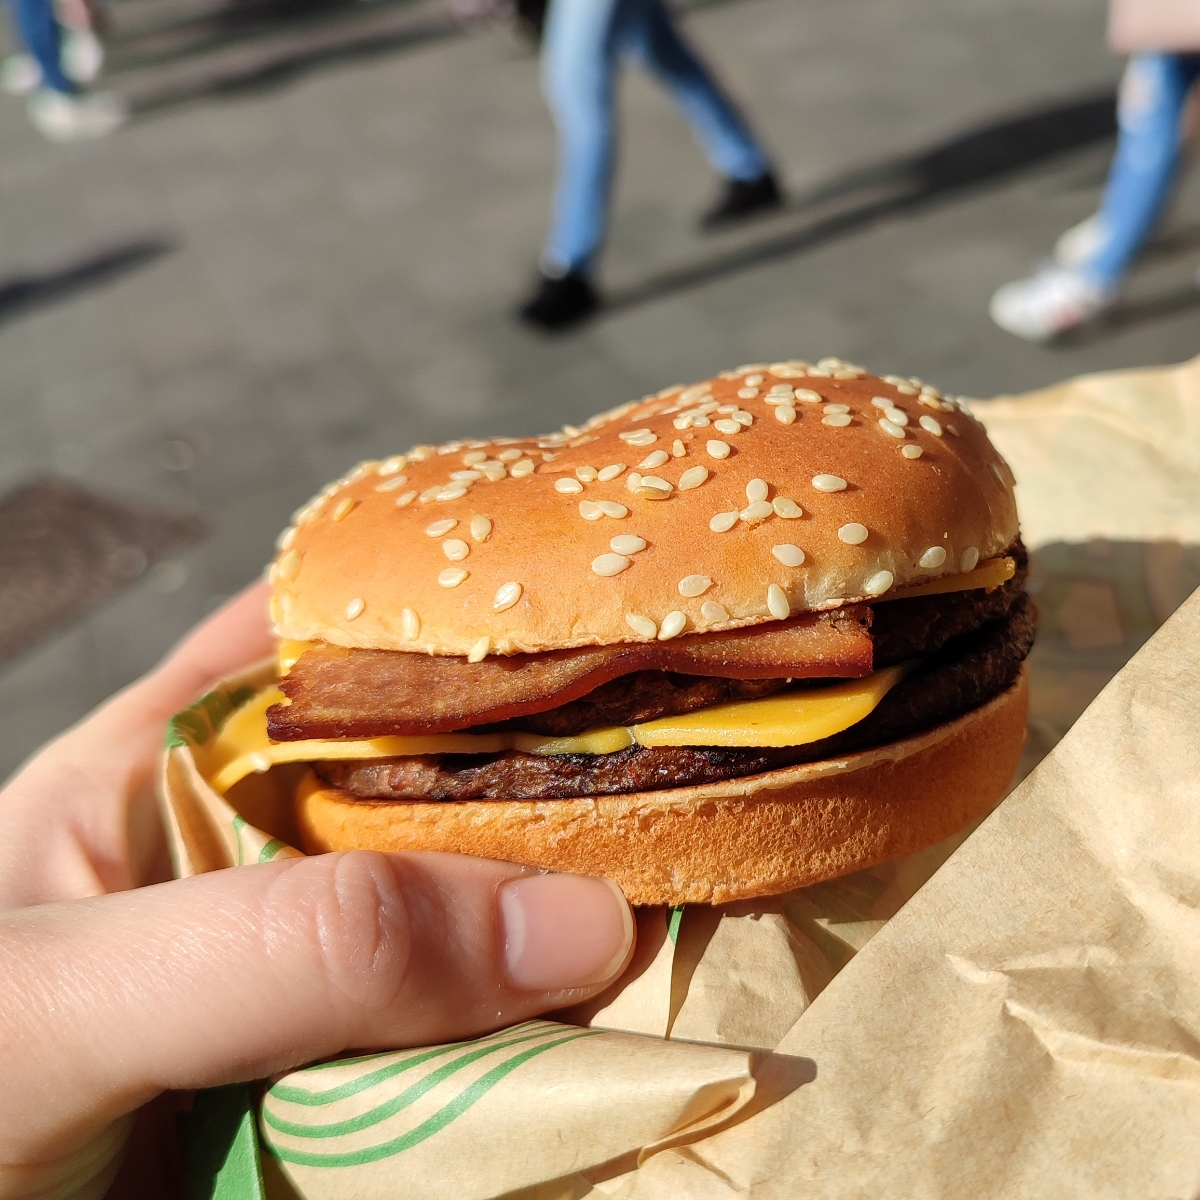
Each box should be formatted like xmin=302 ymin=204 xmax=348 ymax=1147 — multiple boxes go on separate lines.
xmin=882 ymin=555 xmax=1014 ymax=601
xmin=202 ymin=666 xmax=907 ymax=794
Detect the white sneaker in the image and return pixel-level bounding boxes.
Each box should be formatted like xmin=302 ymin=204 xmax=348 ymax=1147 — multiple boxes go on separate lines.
xmin=27 ymin=87 xmax=127 ymax=141
xmin=0 ymin=53 xmax=42 ymax=95
xmin=989 ymin=264 xmax=1115 ymax=342
xmin=62 ymin=29 xmax=105 ymax=84
xmin=1054 ymin=214 xmax=1106 ymax=268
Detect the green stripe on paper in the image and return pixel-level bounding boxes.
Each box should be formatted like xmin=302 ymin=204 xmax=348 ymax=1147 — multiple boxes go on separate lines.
xmin=667 ymin=905 xmax=685 ymax=944
xmin=264 ymin=1030 xmax=557 ymax=1136
xmin=232 ymin=815 xmax=246 ymax=867
xmin=266 ymin=1033 xmax=596 ymax=1168
xmin=258 ymin=839 xmax=286 ymax=863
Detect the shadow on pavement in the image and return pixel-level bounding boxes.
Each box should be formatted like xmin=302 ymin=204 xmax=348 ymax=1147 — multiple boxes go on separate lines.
xmin=602 ymin=91 xmax=1118 ymax=315
xmin=0 ymin=238 xmax=177 ymax=326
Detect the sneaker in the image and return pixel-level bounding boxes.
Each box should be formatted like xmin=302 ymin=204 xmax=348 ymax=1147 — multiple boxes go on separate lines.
xmin=519 ymin=271 xmax=599 ymax=331
xmin=699 ymin=170 xmax=783 ymax=230
xmin=989 ymin=264 xmax=1115 ymax=341
xmin=62 ymin=29 xmax=105 ymax=84
xmin=27 ymin=87 xmax=127 ymax=142
xmin=1054 ymin=214 xmax=1106 ymax=268
xmin=1 ymin=53 xmax=42 ymax=95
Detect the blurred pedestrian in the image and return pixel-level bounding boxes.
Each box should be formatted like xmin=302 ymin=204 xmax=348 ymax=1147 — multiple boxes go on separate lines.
xmin=991 ymin=0 xmax=1200 ymax=341
xmin=1 ymin=0 xmax=125 ymax=141
xmin=520 ymin=0 xmax=780 ymax=330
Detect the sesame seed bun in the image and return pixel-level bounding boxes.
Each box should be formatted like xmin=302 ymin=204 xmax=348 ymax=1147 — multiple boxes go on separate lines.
xmin=294 ymin=668 xmax=1028 ymax=906
xmin=271 ymin=361 xmax=1018 ymax=658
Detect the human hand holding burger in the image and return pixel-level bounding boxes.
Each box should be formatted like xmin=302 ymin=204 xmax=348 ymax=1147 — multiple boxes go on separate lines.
xmin=0 ymin=582 xmax=634 ymax=1199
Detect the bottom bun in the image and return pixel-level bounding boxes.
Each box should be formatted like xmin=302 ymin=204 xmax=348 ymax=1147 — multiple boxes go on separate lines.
xmin=296 ymin=666 xmax=1029 ymax=905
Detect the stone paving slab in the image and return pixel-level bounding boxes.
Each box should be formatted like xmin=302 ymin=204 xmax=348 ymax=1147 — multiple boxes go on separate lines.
xmin=0 ymin=0 xmax=1197 ymax=778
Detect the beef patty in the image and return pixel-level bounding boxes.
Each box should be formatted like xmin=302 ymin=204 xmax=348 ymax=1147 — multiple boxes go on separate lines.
xmin=317 ymin=590 xmax=1036 ymax=802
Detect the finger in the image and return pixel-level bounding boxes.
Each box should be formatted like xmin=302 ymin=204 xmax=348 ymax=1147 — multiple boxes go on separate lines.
xmin=0 ymin=851 xmax=634 ymax=1165
xmin=0 ymin=581 xmax=274 ymax=907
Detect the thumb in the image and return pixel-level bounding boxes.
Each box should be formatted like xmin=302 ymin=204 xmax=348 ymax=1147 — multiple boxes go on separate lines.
xmin=0 ymin=852 xmax=633 ymax=1185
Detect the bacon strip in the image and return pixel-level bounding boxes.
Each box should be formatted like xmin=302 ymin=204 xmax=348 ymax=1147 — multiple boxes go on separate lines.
xmin=268 ymin=607 xmax=873 ymax=740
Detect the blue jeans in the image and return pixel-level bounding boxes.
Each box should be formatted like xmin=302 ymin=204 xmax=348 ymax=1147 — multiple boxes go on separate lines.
xmin=1083 ymin=52 xmax=1200 ymax=289
xmin=540 ymin=0 xmax=770 ymax=274
xmin=11 ymin=0 xmax=74 ymax=93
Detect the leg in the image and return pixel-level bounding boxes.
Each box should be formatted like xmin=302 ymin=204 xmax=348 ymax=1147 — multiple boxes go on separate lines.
xmin=11 ymin=0 xmax=73 ymax=93
xmin=539 ymin=0 xmax=622 ymax=275
xmin=619 ymin=0 xmax=768 ymax=182
xmin=1083 ymin=53 xmax=1200 ymax=288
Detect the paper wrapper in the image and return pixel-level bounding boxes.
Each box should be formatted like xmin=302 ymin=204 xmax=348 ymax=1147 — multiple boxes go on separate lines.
xmin=161 ymin=356 xmax=1200 ymax=1198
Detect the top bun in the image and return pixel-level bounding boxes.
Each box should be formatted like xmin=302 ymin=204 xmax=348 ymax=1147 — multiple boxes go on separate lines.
xmin=270 ymin=358 xmax=1018 ymax=657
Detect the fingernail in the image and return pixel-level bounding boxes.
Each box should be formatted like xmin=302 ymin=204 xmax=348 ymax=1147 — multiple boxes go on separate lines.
xmin=498 ymin=874 xmax=634 ymax=992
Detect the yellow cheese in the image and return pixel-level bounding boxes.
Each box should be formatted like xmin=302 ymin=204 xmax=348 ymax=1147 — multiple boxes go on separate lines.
xmin=882 ymin=556 xmax=1014 ymax=602
xmin=202 ymin=665 xmax=907 ymax=794
xmin=278 ymin=641 xmax=315 ymax=674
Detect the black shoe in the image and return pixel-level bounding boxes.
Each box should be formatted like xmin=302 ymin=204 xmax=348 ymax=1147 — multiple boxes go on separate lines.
xmin=699 ymin=170 xmax=783 ymax=230
xmin=519 ymin=271 xmax=600 ymax=331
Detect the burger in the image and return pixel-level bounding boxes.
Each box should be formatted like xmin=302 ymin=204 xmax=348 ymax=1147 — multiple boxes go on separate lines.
xmin=211 ymin=358 xmax=1033 ymax=905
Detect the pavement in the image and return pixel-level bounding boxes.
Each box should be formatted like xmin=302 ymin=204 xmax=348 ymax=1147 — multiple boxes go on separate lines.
xmin=0 ymin=0 xmax=1198 ymax=779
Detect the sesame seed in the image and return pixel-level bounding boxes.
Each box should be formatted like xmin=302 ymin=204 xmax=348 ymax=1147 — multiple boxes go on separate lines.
xmin=276 ymin=526 xmax=297 ymax=550
xmin=734 ymin=411 xmax=753 ymax=426
xmin=838 ymin=523 xmax=869 ymax=545
xmin=452 ymin=470 xmax=483 ymax=482
xmin=626 ymin=613 xmax=658 ymax=638
xmin=919 ymin=415 xmax=943 ymax=436
xmin=772 ymin=544 xmax=805 ymax=567
xmin=885 ymin=408 xmax=909 ymax=427
xmin=901 ymin=445 xmax=924 ymax=459
xmin=707 ymin=440 xmax=731 ymax=459
xmin=672 ymin=440 xmax=686 ymax=458
xmin=345 ymin=597 xmax=365 ymax=620
xmin=743 ymin=373 xmax=765 ymax=386
xmin=592 ymin=553 xmax=631 ymax=577
xmin=775 ymin=405 xmax=797 ymax=424
xmin=380 ymin=455 xmax=408 ymax=475
xmin=426 ymin=519 xmax=457 ymax=537
xmin=555 ymin=478 xmax=584 ymax=495
xmin=793 ymin=389 xmax=822 ymax=404
xmin=598 ymin=463 xmax=626 ymax=481
xmin=396 ymin=490 xmax=418 ymax=507
xmin=741 ymin=499 xmax=774 ymax=524
xmin=579 ymin=500 xmax=603 ymax=521
xmin=619 ymin=429 xmax=657 ymax=446
xmin=418 ymin=486 xmax=444 ymax=503
xmin=636 ymin=476 xmax=673 ymax=499
xmin=960 ymin=547 xmax=980 ymax=572
xmin=871 ymin=397 xmax=893 ymax=409
xmin=678 ymin=465 xmax=709 ymax=490
xmin=493 ymin=581 xmax=523 ymax=611
xmin=878 ymin=419 xmax=906 ymax=438
xmin=467 ymin=636 xmax=490 ymax=662
xmin=737 ymin=388 xmax=759 ymax=400
xmin=772 ymin=497 xmax=803 ymax=519
xmin=714 ymin=419 xmax=742 ymax=435
xmin=710 ymin=511 xmax=739 ymax=532
xmin=895 ymin=384 xmax=918 ymax=395
xmin=626 ymin=472 xmax=643 ymax=493
xmin=332 ymin=496 xmax=356 ymax=522
xmin=401 ymin=608 xmax=420 ymax=639
xmin=920 ymin=385 xmax=942 ymax=398
xmin=481 ymin=463 xmax=508 ymax=481
xmin=920 ymin=546 xmax=947 ymax=568
xmin=597 ymin=500 xmax=628 ymax=518
xmin=658 ymin=611 xmax=687 ymax=640
xmin=639 ymin=450 xmax=669 ymax=469
xmin=471 ymin=515 xmax=492 ymax=542
xmin=678 ymin=574 xmax=713 ymax=597
xmin=376 ymin=475 xmax=411 ymax=492
xmin=701 ymin=600 xmax=729 ymax=624
xmin=610 ymin=534 xmax=646 ymax=554
xmin=511 ymin=460 xmax=535 ymax=477
xmin=717 ymin=404 xmax=738 ymax=414
xmin=443 ymin=539 xmax=469 ymax=561
xmin=437 ymin=485 xmax=468 ymax=501
xmin=767 ymin=584 xmax=790 ymax=620
xmin=691 ymin=415 xmax=711 ymax=427
xmin=276 ymin=549 xmax=302 ymax=582
xmin=919 ymin=396 xmax=943 ymax=410
xmin=497 ymin=448 xmax=523 ymax=462
xmin=812 ymin=474 xmax=848 ymax=492
xmin=823 ymin=403 xmax=850 ymax=414
xmin=864 ymin=570 xmax=894 ymax=596
xmin=807 ymin=367 xmax=831 ymax=377
xmin=746 ymin=479 xmax=769 ymax=503
xmin=462 ymin=451 xmax=487 ymax=466
xmin=438 ymin=568 xmax=468 ymax=588
xmin=990 ymin=462 xmax=1006 ymax=484
xmin=945 ymin=423 xmax=960 ymax=437
xmin=576 ymin=465 xmax=598 ymax=482
xmin=822 ymin=414 xmax=852 ymax=427
xmin=673 ymin=415 xmax=693 ymax=430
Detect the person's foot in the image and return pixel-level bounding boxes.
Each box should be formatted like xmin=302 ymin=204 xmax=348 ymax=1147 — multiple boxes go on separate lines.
xmin=27 ymin=87 xmax=127 ymax=142
xmin=699 ymin=170 xmax=782 ymax=230
xmin=519 ymin=271 xmax=599 ymax=331
xmin=1 ymin=54 xmax=42 ymax=96
xmin=62 ymin=29 xmax=105 ymax=85
xmin=1054 ymin=214 xmax=1105 ymax=268
xmin=989 ymin=264 xmax=1115 ymax=342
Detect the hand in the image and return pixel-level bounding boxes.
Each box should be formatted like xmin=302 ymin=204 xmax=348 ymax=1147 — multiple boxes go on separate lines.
xmin=0 ymin=582 xmax=635 ymax=1199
